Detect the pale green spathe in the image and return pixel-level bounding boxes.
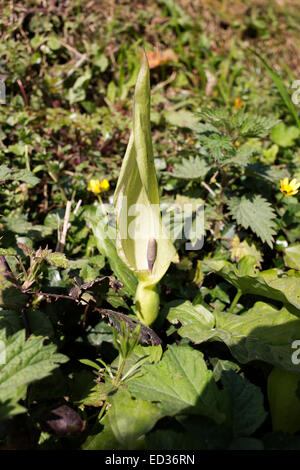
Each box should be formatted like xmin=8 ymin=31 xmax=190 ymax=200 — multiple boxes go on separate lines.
xmin=114 ymin=52 xmax=176 ymax=325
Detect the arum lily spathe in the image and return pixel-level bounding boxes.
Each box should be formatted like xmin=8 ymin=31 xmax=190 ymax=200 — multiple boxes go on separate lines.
xmin=114 ymin=51 xmax=176 ymax=325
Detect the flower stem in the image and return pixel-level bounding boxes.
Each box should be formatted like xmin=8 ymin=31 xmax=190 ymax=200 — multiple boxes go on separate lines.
xmin=229 ymin=288 xmax=242 ymax=313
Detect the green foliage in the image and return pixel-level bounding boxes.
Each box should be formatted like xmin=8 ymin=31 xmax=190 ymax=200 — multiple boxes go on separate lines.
xmin=0 ymin=330 xmax=68 ymax=420
xmin=170 ymin=156 xmax=210 ymax=180
xmin=1 ymin=0 xmax=300 ymax=451
xmin=228 ymin=195 xmax=277 ymax=247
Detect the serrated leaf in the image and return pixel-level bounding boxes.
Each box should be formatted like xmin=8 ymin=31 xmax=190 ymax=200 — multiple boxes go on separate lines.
xmin=228 ymin=195 xmax=277 ymax=247
xmin=128 ymin=344 xmax=224 ymax=423
xmin=0 ymin=330 xmax=68 ymax=419
xmin=13 ymin=169 xmax=40 ymax=186
xmin=46 ymin=252 xmax=69 ymax=268
xmin=199 ymin=134 xmax=235 ymax=163
xmin=0 ymin=165 xmax=40 ymax=186
xmin=170 ymin=156 xmax=210 ymax=180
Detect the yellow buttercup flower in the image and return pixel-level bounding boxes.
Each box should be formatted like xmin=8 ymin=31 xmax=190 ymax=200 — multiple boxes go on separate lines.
xmin=88 ymin=178 xmax=110 ymax=195
xmin=88 ymin=179 xmax=102 ymax=194
xmin=99 ymin=178 xmax=110 ymax=192
xmin=280 ymin=177 xmax=300 ymax=197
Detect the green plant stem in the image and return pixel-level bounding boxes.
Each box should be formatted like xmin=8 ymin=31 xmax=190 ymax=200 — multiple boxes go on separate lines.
xmin=97 ymin=399 xmax=108 ymax=422
xmin=112 ymin=356 xmax=126 ymax=387
xmin=229 ymin=288 xmax=242 ymax=313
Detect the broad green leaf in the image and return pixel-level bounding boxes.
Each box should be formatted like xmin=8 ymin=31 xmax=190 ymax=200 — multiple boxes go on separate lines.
xmin=270 ymin=122 xmax=300 ymax=147
xmin=170 ymin=156 xmax=210 ymax=180
xmin=228 ymin=195 xmax=277 ymax=247
xmin=204 ymin=258 xmax=300 ymax=313
xmin=82 ymin=388 xmax=161 ymax=450
xmin=128 ymin=344 xmax=224 ymax=423
xmin=284 ymin=244 xmax=300 ymax=270
xmin=166 ymin=300 xmax=215 ymax=330
xmin=221 ymin=370 xmax=267 ymax=437
xmin=167 ymin=299 xmax=300 ymax=373
xmin=0 ymin=164 xmax=11 ymax=180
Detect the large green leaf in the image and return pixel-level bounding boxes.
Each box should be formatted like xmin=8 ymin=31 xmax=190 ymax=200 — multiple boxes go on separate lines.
xmin=0 ymin=329 xmax=68 ymax=420
xmin=204 ymin=258 xmax=300 ymax=313
xmin=167 ymin=299 xmax=300 ymax=373
xmin=284 ymin=244 xmax=300 ymax=270
xmin=128 ymin=344 xmax=224 ymax=423
xmin=82 ymin=388 xmax=161 ymax=450
xmin=220 ymin=370 xmax=267 ymax=437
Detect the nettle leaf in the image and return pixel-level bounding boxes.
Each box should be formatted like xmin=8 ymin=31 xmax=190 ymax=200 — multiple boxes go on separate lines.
xmin=13 ymin=169 xmax=40 ymax=186
xmin=237 ymin=114 xmax=278 ymax=138
xmin=82 ymin=388 xmax=161 ymax=450
xmin=0 ymin=330 xmax=68 ymax=419
xmin=46 ymin=252 xmax=69 ymax=268
xmin=221 ymin=370 xmax=267 ymax=437
xmin=228 ymin=195 xmax=277 ymax=247
xmin=199 ymin=134 xmax=235 ymax=163
xmin=170 ymin=156 xmax=210 ymax=180
xmin=128 ymin=344 xmax=224 ymax=423
xmin=0 ymin=165 xmax=40 ymax=186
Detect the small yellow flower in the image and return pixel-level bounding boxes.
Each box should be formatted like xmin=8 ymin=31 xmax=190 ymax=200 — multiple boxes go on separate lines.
xmin=234 ymin=97 xmax=244 ymax=110
xmin=88 ymin=179 xmax=102 ymax=194
xmin=280 ymin=177 xmax=300 ymax=197
xmin=88 ymin=178 xmax=110 ymax=195
xmin=99 ymin=178 xmax=110 ymax=192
